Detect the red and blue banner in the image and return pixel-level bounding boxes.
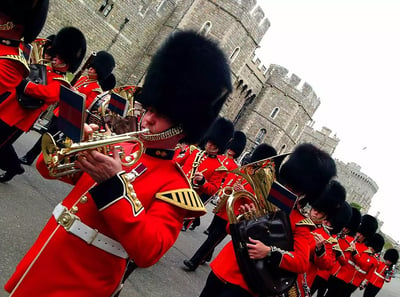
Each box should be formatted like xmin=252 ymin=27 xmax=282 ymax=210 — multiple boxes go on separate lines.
xmin=108 ymin=92 xmax=128 ymax=116
xmin=58 ymin=85 xmax=85 ymax=142
xmin=267 ymin=181 xmax=298 ymax=215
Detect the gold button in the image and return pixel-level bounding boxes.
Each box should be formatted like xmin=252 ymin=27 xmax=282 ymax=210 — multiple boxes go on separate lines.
xmin=80 ymin=195 xmax=88 ymax=203
xmin=70 ymin=206 xmax=78 ymax=214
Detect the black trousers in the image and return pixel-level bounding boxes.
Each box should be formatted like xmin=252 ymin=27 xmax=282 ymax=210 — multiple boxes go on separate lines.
xmin=310 ymin=275 xmax=328 ymax=297
xmin=22 ymin=116 xmax=59 ymax=163
xmin=189 ymin=215 xmax=228 ymax=267
xmin=199 ymin=271 xmax=252 ymax=297
xmin=0 ymin=120 xmax=24 ymax=172
xmin=363 ymin=283 xmax=381 ymax=297
xmin=325 ymin=275 xmax=349 ymax=297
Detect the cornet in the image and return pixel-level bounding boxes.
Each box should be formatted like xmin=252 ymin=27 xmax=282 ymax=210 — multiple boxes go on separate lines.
xmin=41 ymin=128 xmax=149 ymax=177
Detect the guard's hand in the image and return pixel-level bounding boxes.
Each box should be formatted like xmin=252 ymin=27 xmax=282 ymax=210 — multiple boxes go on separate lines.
xmin=311 ymin=232 xmax=325 ymax=250
xmin=75 ymin=146 xmax=122 ymax=183
xmin=247 ymin=237 xmax=270 ymax=259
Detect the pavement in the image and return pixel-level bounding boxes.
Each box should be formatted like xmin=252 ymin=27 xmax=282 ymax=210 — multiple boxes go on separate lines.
xmin=0 ymin=131 xmax=399 ymax=297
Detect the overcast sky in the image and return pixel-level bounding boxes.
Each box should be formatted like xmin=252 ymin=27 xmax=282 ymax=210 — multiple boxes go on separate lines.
xmin=256 ymin=0 xmax=400 ymax=243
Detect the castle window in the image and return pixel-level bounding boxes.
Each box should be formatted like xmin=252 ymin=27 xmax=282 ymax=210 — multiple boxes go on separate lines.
xmin=270 ymin=107 xmax=279 ymax=119
xmin=255 ymin=128 xmax=266 ymax=144
xmin=279 ymin=144 xmax=287 ymax=154
xmin=291 ymin=124 xmax=298 ymax=136
xmin=230 ymin=47 xmax=240 ymax=62
xmin=200 ymin=21 xmax=212 ymax=36
xmin=99 ymin=0 xmax=114 ymax=17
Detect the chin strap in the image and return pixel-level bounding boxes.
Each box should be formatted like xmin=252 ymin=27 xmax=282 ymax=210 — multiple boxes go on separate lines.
xmin=139 ymin=125 xmax=183 ymax=142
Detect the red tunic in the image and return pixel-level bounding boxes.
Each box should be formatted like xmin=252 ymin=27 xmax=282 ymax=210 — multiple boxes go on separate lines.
xmin=331 ymin=234 xmax=355 ymax=282
xmin=367 ymin=260 xmax=391 ymax=288
xmin=351 ymin=245 xmax=378 ymax=286
xmin=178 ymin=148 xmax=227 ymax=197
xmin=0 ymin=65 xmax=69 ymax=131
xmin=210 ymin=208 xmax=314 ymax=295
xmin=74 ymin=76 xmax=103 ymax=108
xmin=5 ymin=144 xmax=206 ymax=297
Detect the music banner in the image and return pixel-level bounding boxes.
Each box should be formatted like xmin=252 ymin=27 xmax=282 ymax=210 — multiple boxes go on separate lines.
xmin=108 ymin=92 xmax=129 ymax=117
xmin=267 ymin=181 xmax=297 ymax=215
xmin=58 ymin=85 xmax=85 ymax=142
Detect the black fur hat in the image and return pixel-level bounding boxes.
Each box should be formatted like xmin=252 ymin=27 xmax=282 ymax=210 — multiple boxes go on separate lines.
xmin=99 ymin=73 xmax=116 ymax=91
xmin=226 ymin=131 xmax=247 ymax=158
xmin=329 ymin=201 xmax=352 ymax=235
xmin=203 ymin=117 xmax=234 ymax=154
xmin=52 ymin=27 xmax=87 ymax=73
xmin=137 ymin=30 xmax=232 ymax=144
xmin=90 ymin=51 xmax=115 ymax=80
xmin=358 ymin=214 xmax=378 ymax=239
xmin=0 ymin=0 xmax=49 ymax=43
xmin=346 ymin=207 xmax=362 ymax=236
xmin=367 ymin=233 xmax=385 ymax=253
xmin=278 ymin=143 xmax=337 ymax=203
xmin=384 ymin=248 xmax=399 ymax=264
xmin=249 ymin=143 xmax=277 ymax=163
xmin=311 ymin=180 xmax=346 ymax=217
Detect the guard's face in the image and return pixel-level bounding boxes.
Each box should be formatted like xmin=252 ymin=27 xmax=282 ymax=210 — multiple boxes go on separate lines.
xmin=140 ymin=108 xmax=173 ymax=134
xmin=310 ymin=208 xmax=327 ymax=223
xmin=205 ymin=141 xmax=219 ymax=155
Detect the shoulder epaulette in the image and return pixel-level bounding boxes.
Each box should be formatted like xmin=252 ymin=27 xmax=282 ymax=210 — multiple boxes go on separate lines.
xmin=215 ymin=155 xmax=228 ymax=172
xmin=53 ymin=77 xmax=71 ymax=87
xmin=189 ymin=145 xmax=198 ymax=154
xmin=155 ymin=188 xmax=206 ymax=213
xmin=296 ymin=218 xmax=316 ymax=229
xmin=332 ymin=243 xmax=343 ymax=253
xmin=0 ymin=49 xmax=29 ymax=74
xmin=364 ymin=247 xmax=374 ymax=254
xmin=326 ymin=236 xmax=338 ymax=244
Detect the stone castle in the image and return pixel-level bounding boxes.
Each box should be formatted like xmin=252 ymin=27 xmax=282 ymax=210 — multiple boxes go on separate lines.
xmin=40 ymin=0 xmax=378 ymax=213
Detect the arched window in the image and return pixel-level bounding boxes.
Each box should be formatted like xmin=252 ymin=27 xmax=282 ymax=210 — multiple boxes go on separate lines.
xmin=279 ymin=144 xmax=287 ymax=154
xmin=230 ymin=47 xmax=240 ymax=62
xmin=255 ymin=128 xmax=266 ymax=144
xmin=270 ymin=107 xmax=279 ymax=119
xmin=291 ymin=124 xmax=298 ymax=136
xmin=199 ymin=21 xmax=212 ymax=36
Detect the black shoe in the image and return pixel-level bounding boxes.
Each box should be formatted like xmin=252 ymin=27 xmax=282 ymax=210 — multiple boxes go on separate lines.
xmin=203 ymin=229 xmax=209 ymax=235
xmin=181 ymin=226 xmax=187 ymax=232
xmin=183 ymin=259 xmax=197 ymax=271
xmin=19 ymin=156 xmax=33 ymax=166
xmin=0 ymin=167 xmax=25 ymax=183
xmin=189 ymin=224 xmax=197 ymax=231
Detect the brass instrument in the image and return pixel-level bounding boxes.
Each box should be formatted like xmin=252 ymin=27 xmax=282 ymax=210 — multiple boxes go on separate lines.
xmin=29 ymin=37 xmax=52 ymax=65
xmin=41 ymin=128 xmax=149 ymax=177
xmin=224 ymin=153 xmax=299 ymax=297
xmin=212 ymin=187 xmax=232 ymax=214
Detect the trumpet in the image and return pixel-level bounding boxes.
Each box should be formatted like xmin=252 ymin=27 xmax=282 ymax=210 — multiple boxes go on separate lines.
xmin=41 ymin=128 xmax=149 ymax=177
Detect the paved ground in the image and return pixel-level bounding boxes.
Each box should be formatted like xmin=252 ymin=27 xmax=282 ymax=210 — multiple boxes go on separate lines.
xmin=0 ymin=131 xmax=398 ymax=297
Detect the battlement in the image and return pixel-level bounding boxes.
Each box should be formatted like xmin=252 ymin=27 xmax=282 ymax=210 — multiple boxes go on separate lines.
xmin=211 ymin=0 xmax=270 ymax=42
xmin=264 ymin=64 xmax=320 ymax=116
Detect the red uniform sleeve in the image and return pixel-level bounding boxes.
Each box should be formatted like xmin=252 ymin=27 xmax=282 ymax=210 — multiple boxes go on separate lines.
xmin=0 ymin=59 xmax=26 ymax=95
xmin=199 ymin=169 xmax=226 ymax=196
xmin=23 ymin=80 xmax=64 ymax=105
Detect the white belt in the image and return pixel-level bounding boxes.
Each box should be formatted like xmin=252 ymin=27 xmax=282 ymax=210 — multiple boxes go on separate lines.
xmin=348 ymin=260 xmax=367 ymax=274
xmin=374 ymin=271 xmax=385 ymax=279
xmin=53 ymin=203 xmax=128 ymax=259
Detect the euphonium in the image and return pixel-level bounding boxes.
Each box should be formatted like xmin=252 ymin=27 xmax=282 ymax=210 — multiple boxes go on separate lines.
xmin=41 ymin=128 xmax=149 ymax=177
xmin=212 ymin=187 xmax=233 ymax=214
xmin=225 ymin=154 xmax=299 ymax=297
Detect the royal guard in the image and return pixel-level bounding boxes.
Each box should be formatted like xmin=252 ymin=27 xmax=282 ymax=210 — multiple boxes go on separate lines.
xmin=349 ymin=233 xmax=385 ymax=294
xmin=5 ymin=30 xmax=232 ymax=296
xmin=298 ymin=181 xmax=351 ymax=297
xmin=0 ymin=27 xmax=86 ymax=181
xmin=74 ymin=50 xmax=115 ymax=107
xmin=311 ymin=206 xmax=361 ymax=297
xmin=0 ymin=0 xmax=48 ymax=98
xmin=178 ymin=117 xmax=234 ymax=231
xmin=325 ymin=213 xmax=378 ymax=297
xmin=199 ymin=143 xmax=337 ymax=297
xmin=363 ymin=248 xmax=399 ymax=297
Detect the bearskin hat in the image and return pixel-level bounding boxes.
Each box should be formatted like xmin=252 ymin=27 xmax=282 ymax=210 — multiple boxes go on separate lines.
xmin=367 ymin=233 xmax=385 ymax=253
xmin=52 ymin=27 xmax=87 ymax=73
xmin=311 ymin=180 xmax=346 ymax=216
xmin=202 ymin=117 xmax=234 ymax=154
xmin=90 ymin=51 xmax=115 ymax=80
xmin=226 ymin=131 xmax=247 ymax=158
xmin=249 ymin=143 xmax=277 ymax=163
xmin=384 ymin=248 xmax=399 ymax=264
xmin=278 ymin=143 xmax=337 ymax=203
xmin=0 ymin=0 xmax=48 ymax=43
xmin=329 ymin=201 xmax=352 ymax=235
xmin=137 ymin=30 xmax=232 ymax=144
xmin=99 ymin=73 xmax=116 ymax=91
xmin=358 ymin=214 xmax=378 ymax=239
xmin=346 ymin=207 xmax=362 ymax=236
